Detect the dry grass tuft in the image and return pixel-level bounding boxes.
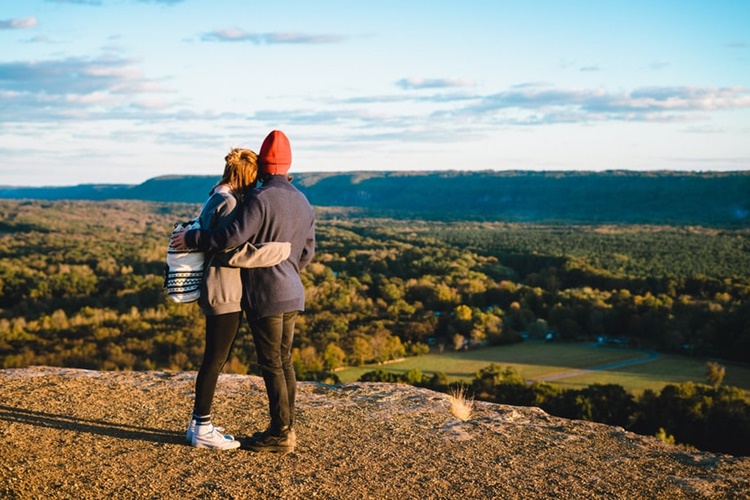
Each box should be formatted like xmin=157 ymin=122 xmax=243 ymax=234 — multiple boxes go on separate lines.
xmin=449 ymin=385 xmax=474 ymax=422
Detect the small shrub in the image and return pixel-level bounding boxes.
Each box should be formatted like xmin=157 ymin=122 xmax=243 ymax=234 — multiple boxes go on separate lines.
xmin=655 ymin=427 xmax=675 ymax=445
xmin=449 ymin=385 xmax=474 ymax=422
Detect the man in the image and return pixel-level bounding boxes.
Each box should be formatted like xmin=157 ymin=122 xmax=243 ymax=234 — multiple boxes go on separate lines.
xmin=172 ymin=130 xmax=315 ymax=453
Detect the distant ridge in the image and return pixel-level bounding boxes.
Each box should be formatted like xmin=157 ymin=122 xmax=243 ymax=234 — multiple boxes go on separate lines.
xmin=2 ymin=170 xmax=749 ymax=226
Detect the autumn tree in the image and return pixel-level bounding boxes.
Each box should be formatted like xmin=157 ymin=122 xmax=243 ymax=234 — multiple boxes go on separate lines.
xmin=706 ymin=361 xmax=726 ymax=388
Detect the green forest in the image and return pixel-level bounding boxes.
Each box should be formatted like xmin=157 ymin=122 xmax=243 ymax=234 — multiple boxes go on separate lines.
xmin=0 ymin=199 xmax=748 ymax=455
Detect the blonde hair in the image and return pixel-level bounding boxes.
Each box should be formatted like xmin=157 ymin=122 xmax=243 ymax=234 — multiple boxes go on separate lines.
xmin=216 ymin=148 xmax=258 ymax=200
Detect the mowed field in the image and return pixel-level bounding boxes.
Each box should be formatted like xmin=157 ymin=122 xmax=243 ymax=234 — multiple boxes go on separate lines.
xmin=336 ymin=342 xmax=750 ymax=396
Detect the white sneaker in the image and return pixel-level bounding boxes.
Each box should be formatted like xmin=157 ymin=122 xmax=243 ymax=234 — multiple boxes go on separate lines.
xmin=186 ymin=419 xmax=233 ymax=443
xmin=191 ymin=424 xmax=241 ymax=450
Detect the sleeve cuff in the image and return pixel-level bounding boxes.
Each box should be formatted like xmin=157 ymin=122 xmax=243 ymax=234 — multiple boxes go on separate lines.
xmin=186 ymin=229 xmax=199 ymax=249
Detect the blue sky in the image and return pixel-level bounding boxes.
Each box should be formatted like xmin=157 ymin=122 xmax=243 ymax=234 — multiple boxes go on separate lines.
xmin=1 ymin=1 xmax=749 ymax=186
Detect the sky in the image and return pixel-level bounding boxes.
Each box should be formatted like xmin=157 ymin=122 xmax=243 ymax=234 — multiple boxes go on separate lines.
xmin=1 ymin=1 xmax=749 ymax=187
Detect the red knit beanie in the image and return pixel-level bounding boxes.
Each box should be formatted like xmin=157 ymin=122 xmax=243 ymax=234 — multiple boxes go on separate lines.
xmin=259 ymin=130 xmax=292 ymax=176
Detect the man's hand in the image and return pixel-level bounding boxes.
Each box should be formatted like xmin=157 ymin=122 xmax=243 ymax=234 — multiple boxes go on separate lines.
xmin=170 ymin=230 xmax=188 ymax=251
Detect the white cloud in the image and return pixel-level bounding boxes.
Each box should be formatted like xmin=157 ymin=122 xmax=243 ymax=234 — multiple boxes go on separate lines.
xmin=131 ymin=98 xmax=171 ymax=110
xmin=0 ymin=55 xmax=177 ymax=122
xmin=629 ymin=86 xmax=750 ymax=111
xmin=457 ymin=84 xmax=750 ymax=124
xmin=0 ymin=55 xmax=168 ymax=95
xmin=396 ymin=77 xmax=476 ymax=90
xmin=2 ymin=49 xmax=749 ymax=147
xmin=0 ymin=17 xmax=38 ymax=30
xmin=200 ymin=29 xmax=345 ymax=44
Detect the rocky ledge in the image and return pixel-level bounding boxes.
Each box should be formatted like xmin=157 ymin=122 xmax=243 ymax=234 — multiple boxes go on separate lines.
xmin=0 ymin=367 xmax=748 ymax=499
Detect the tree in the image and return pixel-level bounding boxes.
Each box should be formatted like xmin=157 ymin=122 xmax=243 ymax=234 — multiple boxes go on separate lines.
xmin=470 ymin=364 xmax=532 ymax=405
xmin=384 ymin=335 xmax=406 ymax=361
xmin=655 ymin=427 xmax=675 ymax=444
xmin=293 ymin=346 xmax=322 ymax=376
xmin=579 ymin=384 xmax=636 ymax=427
xmin=322 ymin=343 xmax=346 ymax=371
xmin=348 ymin=336 xmax=373 ymax=367
xmin=452 ymin=333 xmax=465 ymax=352
xmin=705 ymin=361 xmax=726 ymax=388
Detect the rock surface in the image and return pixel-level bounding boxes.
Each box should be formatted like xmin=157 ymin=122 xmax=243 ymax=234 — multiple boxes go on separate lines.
xmin=1 ymin=366 xmax=748 ymax=499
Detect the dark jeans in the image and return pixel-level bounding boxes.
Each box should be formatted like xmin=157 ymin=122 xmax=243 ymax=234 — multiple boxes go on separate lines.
xmin=194 ymin=312 xmax=242 ymax=417
xmin=248 ymin=311 xmax=297 ymax=434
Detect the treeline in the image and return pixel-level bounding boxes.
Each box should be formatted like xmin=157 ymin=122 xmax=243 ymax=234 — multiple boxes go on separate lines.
xmin=358 ymin=364 xmax=750 ymax=457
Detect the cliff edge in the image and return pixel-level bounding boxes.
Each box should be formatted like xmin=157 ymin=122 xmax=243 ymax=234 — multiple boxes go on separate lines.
xmin=1 ymin=367 xmax=748 ymax=499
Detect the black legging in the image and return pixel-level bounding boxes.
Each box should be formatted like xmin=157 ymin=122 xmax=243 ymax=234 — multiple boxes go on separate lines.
xmin=193 ymin=312 xmax=242 ymax=417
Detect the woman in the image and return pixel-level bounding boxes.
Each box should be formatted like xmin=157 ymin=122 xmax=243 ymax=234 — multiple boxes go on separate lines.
xmin=185 ymin=147 xmax=289 ymax=450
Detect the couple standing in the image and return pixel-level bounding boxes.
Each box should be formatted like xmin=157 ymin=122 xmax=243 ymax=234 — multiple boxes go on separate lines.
xmin=171 ymin=130 xmax=315 ymax=453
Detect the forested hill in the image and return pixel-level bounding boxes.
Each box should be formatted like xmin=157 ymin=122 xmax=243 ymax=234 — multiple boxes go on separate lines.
xmin=2 ymin=170 xmax=749 ymax=226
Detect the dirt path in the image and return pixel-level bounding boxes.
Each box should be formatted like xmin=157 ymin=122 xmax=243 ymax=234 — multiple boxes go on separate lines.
xmin=532 ymin=347 xmax=661 ymax=382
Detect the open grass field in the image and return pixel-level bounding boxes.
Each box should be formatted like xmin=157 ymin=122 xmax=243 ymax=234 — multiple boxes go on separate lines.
xmin=335 ymin=341 xmax=750 ymax=396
